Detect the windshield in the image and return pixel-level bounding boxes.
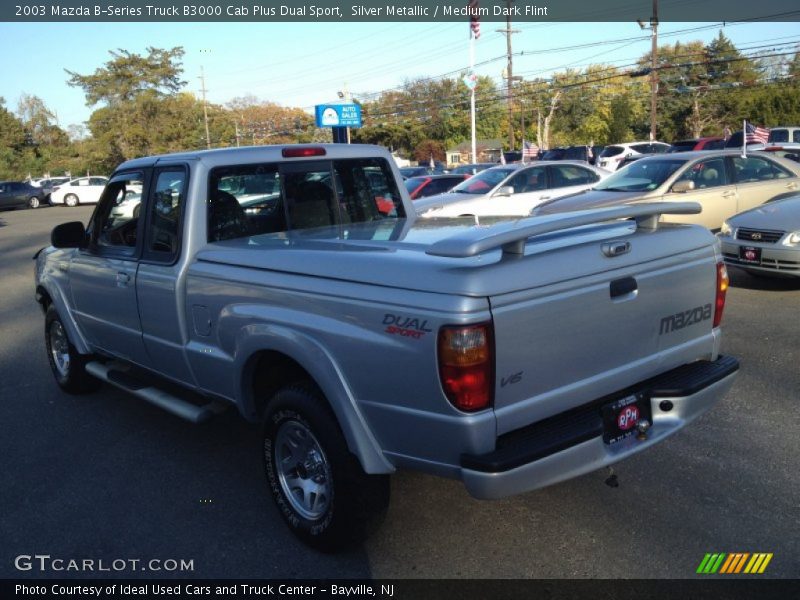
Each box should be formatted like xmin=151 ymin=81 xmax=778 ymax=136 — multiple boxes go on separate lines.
xmin=403 ymin=177 xmax=427 ymax=193
xmin=594 ymin=158 xmax=686 ymax=192
xmin=449 ymin=167 xmax=516 ymax=194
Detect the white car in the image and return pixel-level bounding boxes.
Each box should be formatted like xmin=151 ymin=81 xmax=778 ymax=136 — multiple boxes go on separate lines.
xmin=50 ymin=176 xmax=109 ymax=207
xmin=596 ymin=141 xmax=671 ymax=171
xmin=415 ymin=161 xmax=609 ymax=218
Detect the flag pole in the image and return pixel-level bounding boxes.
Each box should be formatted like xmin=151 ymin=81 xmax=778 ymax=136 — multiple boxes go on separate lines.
xmin=470 ymin=34 xmax=477 ymax=164
xmin=742 ymin=119 xmax=747 ymax=158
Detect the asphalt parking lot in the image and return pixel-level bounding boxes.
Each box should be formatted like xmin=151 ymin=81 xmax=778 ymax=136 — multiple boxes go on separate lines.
xmin=1 ymin=205 xmax=798 ymax=579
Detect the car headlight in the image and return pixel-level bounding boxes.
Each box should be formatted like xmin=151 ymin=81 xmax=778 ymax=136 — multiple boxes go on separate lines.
xmin=788 ymin=231 xmax=800 ymax=245
xmin=719 ymin=221 xmax=732 ymax=237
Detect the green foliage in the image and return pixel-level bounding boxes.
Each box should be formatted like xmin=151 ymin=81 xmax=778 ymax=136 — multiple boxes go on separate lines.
xmin=8 ymin=38 xmax=800 ymax=178
xmin=66 ymin=47 xmax=186 ymax=106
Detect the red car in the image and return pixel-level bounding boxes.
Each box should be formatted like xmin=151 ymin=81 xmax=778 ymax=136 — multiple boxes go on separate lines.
xmin=668 ymin=137 xmax=726 ymax=152
xmin=404 ymin=174 xmax=468 ymax=200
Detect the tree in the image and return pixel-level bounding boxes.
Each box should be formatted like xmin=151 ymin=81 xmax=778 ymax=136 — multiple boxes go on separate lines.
xmin=226 ymin=96 xmax=314 ymax=145
xmin=66 ymin=47 xmax=186 ymax=106
xmin=413 ymin=139 xmax=445 ymax=163
xmin=0 ymin=97 xmax=27 ymax=178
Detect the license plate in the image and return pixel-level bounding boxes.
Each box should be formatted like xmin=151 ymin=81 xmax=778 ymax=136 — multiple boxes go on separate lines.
xmin=739 ymin=245 xmax=761 ymax=264
xmin=602 ymin=393 xmax=651 ymax=445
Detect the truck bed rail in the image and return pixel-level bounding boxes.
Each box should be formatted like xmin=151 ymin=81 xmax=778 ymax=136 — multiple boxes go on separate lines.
xmin=425 ymin=202 xmax=702 ymax=258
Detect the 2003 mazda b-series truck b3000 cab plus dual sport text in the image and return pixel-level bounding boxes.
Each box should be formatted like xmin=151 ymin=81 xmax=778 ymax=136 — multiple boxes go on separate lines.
xmin=34 ymin=144 xmax=738 ymax=550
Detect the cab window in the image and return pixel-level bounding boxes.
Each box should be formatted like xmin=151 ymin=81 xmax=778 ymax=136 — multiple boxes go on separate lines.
xmin=145 ymin=170 xmax=186 ymax=258
xmin=93 ymin=172 xmax=145 ymax=252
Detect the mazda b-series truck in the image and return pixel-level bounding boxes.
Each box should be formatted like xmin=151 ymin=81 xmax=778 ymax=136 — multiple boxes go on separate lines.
xmin=35 ymin=144 xmax=739 ymax=550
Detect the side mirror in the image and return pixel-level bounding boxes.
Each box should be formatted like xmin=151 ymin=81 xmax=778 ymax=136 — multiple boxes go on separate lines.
xmin=51 ymin=221 xmax=87 ymax=248
xmin=494 ymin=186 xmax=515 ymax=197
xmin=671 ymin=180 xmax=695 ymax=193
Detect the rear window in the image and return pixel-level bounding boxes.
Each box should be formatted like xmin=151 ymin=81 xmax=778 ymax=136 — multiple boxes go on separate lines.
xmin=768 ymin=129 xmax=789 ymax=143
xmin=208 ymin=158 xmax=404 ymax=242
xmin=600 ymin=145 xmax=625 ymax=158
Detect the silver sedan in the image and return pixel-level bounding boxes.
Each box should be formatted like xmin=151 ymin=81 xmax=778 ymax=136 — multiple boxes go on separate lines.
xmin=718 ymin=192 xmax=800 ymax=277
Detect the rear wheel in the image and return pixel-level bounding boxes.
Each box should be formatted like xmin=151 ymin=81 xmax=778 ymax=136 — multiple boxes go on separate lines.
xmin=64 ymin=194 xmax=79 ymax=207
xmin=28 ymin=196 xmax=40 ymax=209
xmin=262 ymin=384 xmax=389 ymax=552
xmin=45 ymin=306 xmax=100 ymax=394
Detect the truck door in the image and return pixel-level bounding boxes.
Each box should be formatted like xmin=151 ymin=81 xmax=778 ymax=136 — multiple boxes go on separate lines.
xmin=69 ymin=171 xmax=151 ymax=366
xmin=135 ymin=165 xmax=196 ymax=385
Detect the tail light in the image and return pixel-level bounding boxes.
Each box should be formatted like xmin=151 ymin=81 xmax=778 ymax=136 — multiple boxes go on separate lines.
xmin=713 ymin=262 xmax=729 ymax=328
xmin=437 ymin=323 xmax=494 ymax=412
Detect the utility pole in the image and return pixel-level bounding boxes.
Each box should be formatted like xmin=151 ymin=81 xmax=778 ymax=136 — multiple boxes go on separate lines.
xmin=199 ymin=66 xmax=211 ymax=149
xmin=638 ymin=0 xmax=659 ymax=141
xmin=497 ymin=0 xmax=520 ymax=151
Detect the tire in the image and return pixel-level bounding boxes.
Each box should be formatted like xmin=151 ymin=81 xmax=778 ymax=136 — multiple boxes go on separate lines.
xmin=44 ymin=306 xmax=100 ymax=394
xmin=262 ymin=384 xmax=390 ymax=552
xmin=28 ymin=196 xmax=40 ymax=209
xmin=64 ymin=194 xmax=79 ymax=207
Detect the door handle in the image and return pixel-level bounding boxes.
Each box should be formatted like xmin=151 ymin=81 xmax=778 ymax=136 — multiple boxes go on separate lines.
xmin=722 ymin=191 xmax=736 ymax=198
xmin=787 ymin=182 xmax=798 ymax=190
xmin=116 ymin=272 xmax=131 ymax=286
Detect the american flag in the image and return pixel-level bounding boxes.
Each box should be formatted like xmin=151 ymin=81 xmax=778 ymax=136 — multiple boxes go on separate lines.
xmin=522 ymin=140 xmax=539 ymax=158
xmin=745 ymin=121 xmax=769 ymax=144
xmin=469 ymin=0 xmax=480 ymax=39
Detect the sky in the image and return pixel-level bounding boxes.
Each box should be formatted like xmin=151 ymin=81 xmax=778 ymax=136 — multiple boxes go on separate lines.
xmin=0 ymin=19 xmax=797 ymax=132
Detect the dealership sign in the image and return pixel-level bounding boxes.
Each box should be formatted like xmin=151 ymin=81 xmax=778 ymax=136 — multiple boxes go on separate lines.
xmin=315 ymin=103 xmax=362 ymax=128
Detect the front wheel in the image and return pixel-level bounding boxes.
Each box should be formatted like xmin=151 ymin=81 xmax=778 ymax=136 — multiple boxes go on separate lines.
xmin=64 ymin=194 xmax=79 ymax=207
xmin=28 ymin=196 xmax=40 ymax=209
xmin=45 ymin=306 xmax=100 ymax=394
xmin=263 ymin=384 xmax=389 ymax=552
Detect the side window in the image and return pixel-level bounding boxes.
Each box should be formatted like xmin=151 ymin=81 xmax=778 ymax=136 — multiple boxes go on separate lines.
xmin=794 ymin=131 xmax=800 ymax=143
xmin=631 ymin=143 xmax=650 ymax=154
xmin=94 ymin=172 xmax=145 ymax=252
xmin=89 ymin=177 xmax=107 ymax=186
xmin=146 ymin=170 xmax=186 ymax=258
xmin=733 ymin=156 xmax=791 ymax=183
xmin=507 ymin=168 xmax=546 ymax=193
xmin=676 ymin=158 xmax=728 ymax=189
xmin=550 ymin=165 xmax=598 ymax=188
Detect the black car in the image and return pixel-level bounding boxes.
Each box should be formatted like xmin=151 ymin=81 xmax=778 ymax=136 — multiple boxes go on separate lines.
xmin=0 ymin=181 xmax=47 ymax=210
xmin=541 ymin=145 xmax=604 ymax=164
xmin=399 ymin=166 xmax=432 ymax=179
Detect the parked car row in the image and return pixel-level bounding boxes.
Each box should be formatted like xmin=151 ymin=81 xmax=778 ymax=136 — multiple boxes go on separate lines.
xmin=0 ymin=180 xmax=48 ymax=210
xmin=416 ymin=161 xmax=609 ymax=218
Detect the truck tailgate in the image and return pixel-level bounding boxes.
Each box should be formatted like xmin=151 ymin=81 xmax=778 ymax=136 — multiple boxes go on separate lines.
xmin=490 ymin=226 xmax=720 ymax=435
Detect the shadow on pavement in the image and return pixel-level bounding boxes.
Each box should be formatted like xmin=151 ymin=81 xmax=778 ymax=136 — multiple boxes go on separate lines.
xmin=728 ymin=266 xmax=800 ymax=291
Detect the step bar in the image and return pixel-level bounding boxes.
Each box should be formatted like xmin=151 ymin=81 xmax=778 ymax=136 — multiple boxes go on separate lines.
xmin=85 ymin=361 xmax=225 ymax=423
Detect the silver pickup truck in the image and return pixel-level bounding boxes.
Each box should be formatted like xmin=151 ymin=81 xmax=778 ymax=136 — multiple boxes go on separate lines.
xmin=34 ymin=144 xmax=738 ymax=551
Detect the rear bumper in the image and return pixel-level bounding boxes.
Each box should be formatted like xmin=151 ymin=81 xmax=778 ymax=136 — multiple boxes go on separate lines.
xmin=461 ymin=356 xmax=738 ymax=499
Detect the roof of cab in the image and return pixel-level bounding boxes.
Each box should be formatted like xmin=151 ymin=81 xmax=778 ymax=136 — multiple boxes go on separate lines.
xmin=115 ymin=143 xmax=393 ymax=171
